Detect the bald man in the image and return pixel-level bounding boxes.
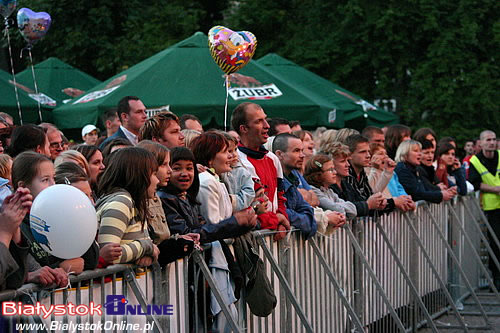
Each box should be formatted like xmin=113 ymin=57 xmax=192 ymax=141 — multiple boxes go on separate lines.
xmin=469 ymin=130 xmax=500 ymax=289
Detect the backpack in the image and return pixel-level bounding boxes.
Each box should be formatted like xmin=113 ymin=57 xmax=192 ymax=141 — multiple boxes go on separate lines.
xmin=233 ymin=233 xmax=277 ymax=317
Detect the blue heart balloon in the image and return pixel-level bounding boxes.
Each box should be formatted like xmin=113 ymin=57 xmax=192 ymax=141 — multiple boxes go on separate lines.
xmin=0 ymin=0 xmax=17 ymax=18
xmin=17 ymin=7 xmax=51 ymax=45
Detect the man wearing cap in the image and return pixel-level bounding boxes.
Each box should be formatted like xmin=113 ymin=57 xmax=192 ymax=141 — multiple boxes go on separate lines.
xmin=82 ymin=125 xmax=99 ymax=145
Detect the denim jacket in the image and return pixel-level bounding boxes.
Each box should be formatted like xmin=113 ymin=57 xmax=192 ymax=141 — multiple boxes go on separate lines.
xmin=282 ymin=172 xmax=317 ymax=239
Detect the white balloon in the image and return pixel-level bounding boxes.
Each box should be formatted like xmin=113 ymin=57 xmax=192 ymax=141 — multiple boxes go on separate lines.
xmin=29 ymin=184 xmax=97 ymax=259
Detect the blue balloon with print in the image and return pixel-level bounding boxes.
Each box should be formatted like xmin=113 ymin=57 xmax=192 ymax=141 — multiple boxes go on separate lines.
xmin=0 ymin=0 xmax=17 ymax=18
xmin=17 ymin=7 xmax=51 ymax=46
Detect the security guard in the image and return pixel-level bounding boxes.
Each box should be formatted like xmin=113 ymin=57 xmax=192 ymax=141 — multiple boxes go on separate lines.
xmin=469 ymin=130 xmax=500 ymax=288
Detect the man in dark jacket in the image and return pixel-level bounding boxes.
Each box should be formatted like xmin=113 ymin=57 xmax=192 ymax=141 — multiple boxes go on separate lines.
xmin=273 ymin=134 xmax=317 ymax=239
xmin=344 ymin=134 xmax=402 ymax=215
xmin=99 ymin=96 xmax=147 ymax=149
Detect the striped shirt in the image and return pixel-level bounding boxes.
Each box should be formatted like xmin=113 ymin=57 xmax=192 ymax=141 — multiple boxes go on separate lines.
xmin=96 ymin=191 xmax=154 ymax=264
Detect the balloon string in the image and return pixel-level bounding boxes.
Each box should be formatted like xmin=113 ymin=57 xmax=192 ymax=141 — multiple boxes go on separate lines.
xmin=28 ymin=48 xmax=43 ymax=123
xmin=4 ymin=19 xmax=23 ymax=125
xmin=224 ymin=75 xmax=229 ymax=131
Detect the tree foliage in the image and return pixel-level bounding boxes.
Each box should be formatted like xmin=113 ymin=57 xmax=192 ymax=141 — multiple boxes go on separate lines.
xmin=225 ymin=0 xmax=499 ymax=143
xmin=4 ymin=0 xmax=498 ymax=143
xmin=11 ymin=0 xmax=228 ymax=79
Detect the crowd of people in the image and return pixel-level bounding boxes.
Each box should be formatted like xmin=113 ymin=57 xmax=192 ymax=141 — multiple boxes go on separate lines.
xmin=0 ymin=97 xmax=499 ymax=328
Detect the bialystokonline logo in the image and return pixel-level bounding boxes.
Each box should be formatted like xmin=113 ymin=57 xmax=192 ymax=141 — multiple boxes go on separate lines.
xmin=104 ymin=295 xmax=174 ymax=315
xmin=2 ymin=295 xmax=173 ymax=318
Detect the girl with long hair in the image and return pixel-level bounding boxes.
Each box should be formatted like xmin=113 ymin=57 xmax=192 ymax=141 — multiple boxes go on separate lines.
xmin=96 ymin=147 xmax=159 ymax=266
xmin=138 ymin=140 xmax=199 ymax=265
xmin=435 ymin=143 xmax=467 ymax=195
xmin=385 ymin=124 xmax=411 ymax=160
xmin=304 ymin=154 xmax=357 ymax=221
xmin=74 ymin=144 xmax=105 ymax=194
xmin=13 ymin=151 xmax=92 ymax=280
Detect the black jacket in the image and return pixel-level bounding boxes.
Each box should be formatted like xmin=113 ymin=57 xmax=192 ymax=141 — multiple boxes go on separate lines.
xmin=330 ymin=181 xmax=370 ymax=217
xmin=395 ymin=162 xmax=443 ymax=203
xmin=157 ymin=187 xmax=250 ymax=244
xmin=418 ymin=165 xmax=441 ymax=191
xmin=98 ymin=127 xmax=130 ymax=150
xmin=20 ymin=215 xmax=99 ymax=271
xmin=0 ymin=240 xmax=29 ymax=291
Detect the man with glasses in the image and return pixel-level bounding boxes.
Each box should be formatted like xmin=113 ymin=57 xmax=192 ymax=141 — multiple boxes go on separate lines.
xmin=40 ymin=123 xmax=65 ymax=160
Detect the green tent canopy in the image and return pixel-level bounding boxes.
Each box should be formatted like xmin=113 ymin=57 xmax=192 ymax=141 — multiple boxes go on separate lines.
xmin=16 ymin=57 xmax=101 ymax=107
xmin=0 ymin=69 xmax=54 ymax=124
xmin=257 ymin=53 xmax=399 ymax=128
xmin=53 ymin=32 xmax=340 ymax=130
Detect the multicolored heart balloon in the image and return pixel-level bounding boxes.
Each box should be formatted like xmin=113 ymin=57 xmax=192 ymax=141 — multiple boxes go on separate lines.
xmin=208 ymin=26 xmax=257 ymax=75
xmin=0 ymin=0 xmax=17 ymax=18
xmin=17 ymin=8 xmax=51 ymax=46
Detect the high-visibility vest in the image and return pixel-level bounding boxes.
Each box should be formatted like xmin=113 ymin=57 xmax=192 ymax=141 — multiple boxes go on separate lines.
xmin=470 ymin=151 xmax=500 ymax=211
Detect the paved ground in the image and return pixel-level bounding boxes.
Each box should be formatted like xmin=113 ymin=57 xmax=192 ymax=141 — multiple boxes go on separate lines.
xmin=420 ymin=292 xmax=500 ymax=332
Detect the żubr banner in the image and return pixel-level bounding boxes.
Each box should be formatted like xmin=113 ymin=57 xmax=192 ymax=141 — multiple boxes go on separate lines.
xmin=229 ymin=83 xmax=282 ymax=100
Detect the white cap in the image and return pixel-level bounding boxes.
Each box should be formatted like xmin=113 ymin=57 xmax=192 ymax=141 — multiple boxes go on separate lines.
xmin=81 ymin=124 xmax=98 ymax=138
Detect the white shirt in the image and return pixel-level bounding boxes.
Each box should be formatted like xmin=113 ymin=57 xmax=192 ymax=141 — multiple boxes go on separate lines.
xmin=120 ymin=125 xmax=138 ymax=145
xmin=197 ymin=171 xmax=233 ymax=224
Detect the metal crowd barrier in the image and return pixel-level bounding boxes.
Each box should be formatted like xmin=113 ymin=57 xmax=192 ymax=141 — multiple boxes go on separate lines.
xmin=0 ymin=194 xmax=498 ymax=332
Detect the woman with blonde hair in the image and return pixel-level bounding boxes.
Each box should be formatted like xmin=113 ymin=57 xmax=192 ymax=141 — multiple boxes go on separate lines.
xmin=333 ymin=128 xmax=360 ymax=145
xmin=328 ymin=142 xmax=385 ymax=216
xmin=319 ymin=129 xmax=338 ymax=154
xmin=181 ymin=129 xmax=201 ymax=148
xmin=395 ymin=140 xmax=455 ymax=203
xmin=54 ymin=150 xmax=91 ymax=176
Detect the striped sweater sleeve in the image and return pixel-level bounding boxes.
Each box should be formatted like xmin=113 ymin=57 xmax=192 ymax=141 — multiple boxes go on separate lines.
xmin=97 ymin=194 xmax=153 ymax=264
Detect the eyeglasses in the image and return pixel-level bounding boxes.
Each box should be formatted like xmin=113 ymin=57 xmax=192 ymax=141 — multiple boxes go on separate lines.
xmin=50 ymin=142 xmax=64 ymax=149
xmin=322 ymin=168 xmax=335 ymax=173
xmin=0 ymin=116 xmax=9 ymax=127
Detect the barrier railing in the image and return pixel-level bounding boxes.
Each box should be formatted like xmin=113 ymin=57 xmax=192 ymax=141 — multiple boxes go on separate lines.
xmin=0 ymin=194 xmax=497 ymax=332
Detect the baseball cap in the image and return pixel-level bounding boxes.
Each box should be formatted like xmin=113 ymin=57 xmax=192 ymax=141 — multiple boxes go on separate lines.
xmin=82 ymin=124 xmax=98 ymax=138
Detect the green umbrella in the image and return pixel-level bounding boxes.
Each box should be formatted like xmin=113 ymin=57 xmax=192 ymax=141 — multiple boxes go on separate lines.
xmin=53 ymin=32 xmax=338 ymax=130
xmin=16 ymin=57 xmax=101 ymax=106
xmin=0 ymin=69 xmax=54 ymax=124
xmin=257 ymin=53 xmax=399 ymax=128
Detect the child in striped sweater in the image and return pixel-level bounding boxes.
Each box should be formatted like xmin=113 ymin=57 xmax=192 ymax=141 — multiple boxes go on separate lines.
xmin=96 ymin=147 xmax=159 ymax=266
